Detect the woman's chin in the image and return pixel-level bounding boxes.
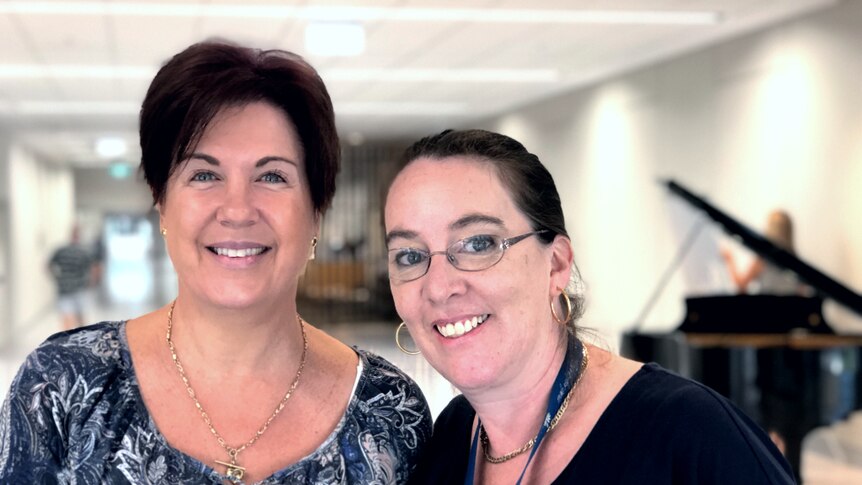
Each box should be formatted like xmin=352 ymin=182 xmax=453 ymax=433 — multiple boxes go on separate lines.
xmin=434 ymin=357 xmax=503 ymax=393
xmin=191 ymin=285 xmax=283 ymax=310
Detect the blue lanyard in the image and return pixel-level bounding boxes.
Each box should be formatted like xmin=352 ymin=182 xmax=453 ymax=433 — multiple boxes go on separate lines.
xmin=463 ymin=334 xmax=584 ymax=485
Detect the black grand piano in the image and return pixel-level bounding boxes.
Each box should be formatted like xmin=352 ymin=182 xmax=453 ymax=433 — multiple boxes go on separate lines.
xmin=622 ymin=180 xmax=862 ymax=482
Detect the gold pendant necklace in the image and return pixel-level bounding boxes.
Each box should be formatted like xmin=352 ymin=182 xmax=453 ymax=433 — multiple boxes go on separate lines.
xmin=165 ymin=300 xmax=308 ymax=482
xmin=480 ymin=343 xmax=589 ymax=464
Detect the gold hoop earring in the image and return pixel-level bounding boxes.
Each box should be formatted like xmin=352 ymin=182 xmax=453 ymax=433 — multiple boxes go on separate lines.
xmin=160 ymin=228 xmax=167 ymax=237
xmin=551 ymin=292 xmax=573 ymax=325
xmin=310 ymin=237 xmax=318 ymax=260
xmin=395 ymin=322 xmax=421 ymax=355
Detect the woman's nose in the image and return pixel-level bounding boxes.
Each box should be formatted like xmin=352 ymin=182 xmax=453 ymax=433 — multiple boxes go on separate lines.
xmin=217 ymin=182 xmax=259 ymax=227
xmin=421 ymin=252 xmax=466 ymax=303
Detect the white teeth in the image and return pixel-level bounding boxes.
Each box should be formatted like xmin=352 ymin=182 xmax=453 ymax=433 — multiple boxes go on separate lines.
xmin=214 ymin=247 xmax=265 ymax=258
xmin=435 ymin=314 xmax=489 ymax=339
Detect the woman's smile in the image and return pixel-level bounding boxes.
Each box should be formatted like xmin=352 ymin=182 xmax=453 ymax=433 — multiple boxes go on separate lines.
xmin=433 ymin=313 xmax=490 ymax=338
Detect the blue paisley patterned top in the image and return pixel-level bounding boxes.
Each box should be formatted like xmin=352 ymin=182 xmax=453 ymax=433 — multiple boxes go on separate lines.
xmin=0 ymin=321 xmax=432 ymax=484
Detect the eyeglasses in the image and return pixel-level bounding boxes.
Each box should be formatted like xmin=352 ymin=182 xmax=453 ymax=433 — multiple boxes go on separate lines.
xmin=388 ymin=230 xmax=549 ymax=283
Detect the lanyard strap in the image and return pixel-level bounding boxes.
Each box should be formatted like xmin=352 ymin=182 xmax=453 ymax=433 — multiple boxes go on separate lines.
xmin=464 ymin=333 xmax=584 ymax=485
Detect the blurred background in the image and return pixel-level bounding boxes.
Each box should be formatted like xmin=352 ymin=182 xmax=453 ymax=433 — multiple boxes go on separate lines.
xmin=1 ymin=1 xmax=862 ymax=482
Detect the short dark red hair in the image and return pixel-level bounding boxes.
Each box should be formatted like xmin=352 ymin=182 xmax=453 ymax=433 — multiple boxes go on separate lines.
xmin=139 ymin=39 xmax=340 ymax=213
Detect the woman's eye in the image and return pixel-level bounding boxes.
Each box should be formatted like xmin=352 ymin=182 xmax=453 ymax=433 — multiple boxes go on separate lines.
xmin=395 ymin=250 xmax=427 ymax=267
xmin=260 ymin=172 xmax=287 ymax=183
xmin=461 ymin=235 xmax=496 ymax=253
xmin=190 ymin=171 xmax=217 ymax=182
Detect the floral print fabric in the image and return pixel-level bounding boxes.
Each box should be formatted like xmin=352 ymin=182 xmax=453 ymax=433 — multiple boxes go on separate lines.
xmin=0 ymin=322 xmax=431 ymax=484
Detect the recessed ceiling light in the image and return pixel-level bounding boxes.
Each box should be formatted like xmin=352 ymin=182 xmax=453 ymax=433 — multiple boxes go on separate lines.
xmin=305 ymin=22 xmax=365 ymax=57
xmin=95 ymin=137 xmax=128 ymax=159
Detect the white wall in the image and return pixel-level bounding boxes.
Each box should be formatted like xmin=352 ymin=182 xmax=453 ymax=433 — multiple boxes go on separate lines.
xmin=74 ymin=167 xmax=153 ymax=214
xmin=0 ymin=134 xmax=10 ymax=345
xmin=480 ymin=1 xmax=862 ymax=344
xmin=8 ymin=145 xmax=76 ymax=334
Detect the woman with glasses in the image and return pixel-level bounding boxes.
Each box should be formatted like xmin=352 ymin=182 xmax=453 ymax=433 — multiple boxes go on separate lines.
xmin=384 ymin=129 xmax=794 ymax=484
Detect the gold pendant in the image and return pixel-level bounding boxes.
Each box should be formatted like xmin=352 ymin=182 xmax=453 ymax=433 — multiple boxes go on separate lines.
xmin=215 ymin=460 xmax=246 ymax=481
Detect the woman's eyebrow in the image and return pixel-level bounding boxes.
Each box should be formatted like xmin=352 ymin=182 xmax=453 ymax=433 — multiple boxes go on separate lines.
xmin=385 ymin=229 xmax=418 ymax=246
xmin=185 ymin=154 xmax=297 ymax=168
xmin=450 ymin=214 xmax=505 ymax=231
xmin=255 ymin=156 xmax=298 ymax=168
xmin=188 ymin=153 xmax=220 ymax=165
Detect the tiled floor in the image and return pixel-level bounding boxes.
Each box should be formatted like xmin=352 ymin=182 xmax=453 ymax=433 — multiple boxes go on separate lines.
xmin=3 ymin=299 xmax=862 ymax=483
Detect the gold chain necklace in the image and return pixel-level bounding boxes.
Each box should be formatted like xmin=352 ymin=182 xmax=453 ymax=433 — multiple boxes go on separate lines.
xmin=165 ymin=300 xmax=308 ymax=482
xmin=479 ymin=343 xmax=589 ymax=464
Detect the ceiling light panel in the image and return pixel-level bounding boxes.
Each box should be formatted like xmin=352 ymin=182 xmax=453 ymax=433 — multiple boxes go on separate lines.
xmin=305 ymin=22 xmax=366 ymax=57
xmin=0 ymin=2 xmax=720 ymax=24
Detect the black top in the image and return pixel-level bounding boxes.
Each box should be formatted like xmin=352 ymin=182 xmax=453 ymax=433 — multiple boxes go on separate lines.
xmin=410 ymin=363 xmax=795 ymax=484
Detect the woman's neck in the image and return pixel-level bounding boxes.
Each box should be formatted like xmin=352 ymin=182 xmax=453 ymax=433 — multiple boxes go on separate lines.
xmin=167 ymin=293 xmax=305 ymax=376
xmin=464 ymin=330 xmax=569 ymax=452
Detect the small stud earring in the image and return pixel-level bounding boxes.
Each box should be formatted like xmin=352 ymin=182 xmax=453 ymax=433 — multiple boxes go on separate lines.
xmin=160 ymin=228 xmax=167 ymax=237
xmin=310 ymin=236 xmax=318 ymax=260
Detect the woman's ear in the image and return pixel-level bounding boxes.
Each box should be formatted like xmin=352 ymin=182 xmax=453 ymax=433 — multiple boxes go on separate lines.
xmin=549 ymin=234 xmax=574 ymax=295
xmin=312 ymin=210 xmax=321 ymax=238
xmin=156 ymin=202 xmax=166 ymax=234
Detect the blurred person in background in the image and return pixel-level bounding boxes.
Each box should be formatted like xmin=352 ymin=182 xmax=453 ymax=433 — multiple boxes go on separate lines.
xmin=385 ymin=129 xmax=794 ymax=484
xmin=48 ymin=225 xmax=96 ymax=330
xmin=0 ymin=40 xmax=430 ymax=484
xmin=721 ymin=209 xmax=805 ymax=296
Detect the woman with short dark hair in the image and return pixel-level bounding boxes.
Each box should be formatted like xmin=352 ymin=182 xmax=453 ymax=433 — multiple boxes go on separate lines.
xmin=0 ymin=40 xmax=431 ymax=484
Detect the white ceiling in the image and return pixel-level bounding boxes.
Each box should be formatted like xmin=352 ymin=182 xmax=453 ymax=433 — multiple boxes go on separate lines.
xmin=0 ymin=0 xmax=838 ymax=167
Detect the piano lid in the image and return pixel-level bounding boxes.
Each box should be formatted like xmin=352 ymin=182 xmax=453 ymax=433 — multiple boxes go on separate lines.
xmin=665 ymin=180 xmax=862 ymax=317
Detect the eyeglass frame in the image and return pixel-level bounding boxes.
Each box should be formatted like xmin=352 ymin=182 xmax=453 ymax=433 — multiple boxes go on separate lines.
xmin=387 ymin=230 xmax=551 ymax=283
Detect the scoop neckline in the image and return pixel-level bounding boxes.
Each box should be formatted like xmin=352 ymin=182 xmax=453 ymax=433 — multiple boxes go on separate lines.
xmin=114 ymin=320 xmax=367 ymax=484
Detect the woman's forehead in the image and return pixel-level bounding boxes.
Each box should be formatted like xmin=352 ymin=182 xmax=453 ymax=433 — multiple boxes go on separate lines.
xmin=385 ymin=157 xmax=527 ymax=237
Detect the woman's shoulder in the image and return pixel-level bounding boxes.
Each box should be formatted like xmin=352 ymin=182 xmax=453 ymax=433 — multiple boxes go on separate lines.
xmin=1 ymin=321 xmax=147 ymax=481
xmin=407 ymin=395 xmax=474 ymax=485
xmin=310 ymin=351 xmax=432 ymax=482
xmin=614 ymin=362 xmax=749 ymax=418
xmin=606 ymin=362 xmax=764 ymax=434
xmin=354 ymin=350 xmax=429 ymax=402
xmin=7 ymin=321 xmax=134 ymax=407
xmin=349 ymin=350 xmax=433 ymax=435
xmin=22 ymin=321 xmax=130 ymax=374
xmin=575 ymin=362 xmax=795 ymax=483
